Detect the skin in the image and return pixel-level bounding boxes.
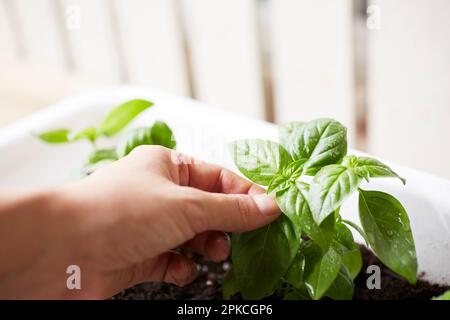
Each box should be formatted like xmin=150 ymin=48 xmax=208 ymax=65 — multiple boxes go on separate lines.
xmin=0 ymin=146 xmax=280 ymax=299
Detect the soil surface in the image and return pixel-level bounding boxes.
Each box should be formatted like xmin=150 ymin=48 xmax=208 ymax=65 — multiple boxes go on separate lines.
xmin=113 ymin=246 xmax=449 ymax=300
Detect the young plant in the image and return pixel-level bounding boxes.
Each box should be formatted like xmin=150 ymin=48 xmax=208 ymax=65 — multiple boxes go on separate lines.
xmin=36 ymin=99 xmax=176 ymax=175
xmin=224 ymin=118 xmax=417 ymax=300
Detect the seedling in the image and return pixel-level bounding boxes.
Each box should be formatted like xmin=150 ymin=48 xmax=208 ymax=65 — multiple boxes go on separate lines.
xmin=225 ymin=118 xmax=417 ymax=300
xmin=36 ymin=99 xmax=176 ymax=174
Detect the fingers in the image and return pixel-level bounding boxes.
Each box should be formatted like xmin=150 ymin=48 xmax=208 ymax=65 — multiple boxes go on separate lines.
xmin=173 ymin=152 xmax=281 ymax=232
xmin=125 ymin=232 xmax=230 ymax=291
xmin=184 ymin=231 xmax=230 ymax=262
xmin=184 ymin=189 xmax=281 ymax=233
xmin=181 ymin=158 xmax=266 ymax=195
xmin=129 ymin=252 xmax=198 ymax=288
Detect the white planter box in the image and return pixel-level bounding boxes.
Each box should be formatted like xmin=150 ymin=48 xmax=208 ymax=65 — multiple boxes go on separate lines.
xmin=1 ymin=86 xmax=449 ymax=286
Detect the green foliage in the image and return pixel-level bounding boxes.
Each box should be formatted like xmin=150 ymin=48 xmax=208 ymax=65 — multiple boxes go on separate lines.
xmin=225 ymin=118 xmax=416 ymax=300
xmin=34 ymin=99 xmax=176 ymax=175
xmin=116 ymin=121 xmax=176 ymax=158
xmin=432 ymin=290 xmax=450 ymax=300
xmin=358 ymin=189 xmax=417 ymax=284
xmin=36 ymin=99 xmax=153 ymax=145
xmin=35 ymin=129 xmax=71 ymax=143
xmin=231 ymin=215 xmax=300 ymax=299
xmin=99 ymin=99 xmax=153 ymax=137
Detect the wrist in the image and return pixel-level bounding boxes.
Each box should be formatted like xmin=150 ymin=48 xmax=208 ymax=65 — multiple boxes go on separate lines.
xmin=0 ymin=188 xmax=89 ymax=298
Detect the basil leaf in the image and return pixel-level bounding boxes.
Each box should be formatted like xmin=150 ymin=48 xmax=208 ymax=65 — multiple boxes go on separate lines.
xmin=150 ymin=121 xmax=176 ymax=149
xmin=283 ymin=287 xmax=311 ymax=300
xmin=284 ymin=252 xmax=305 ymax=289
xmin=335 ymin=244 xmax=362 ymax=281
xmin=432 ymin=290 xmax=450 ymax=300
xmin=231 ymin=215 xmax=300 ymax=299
xmin=341 ymin=219 xmax=370 ymax=246
xmin=354 ymin=156 xmax=406 ymax=185
xmin=326 ymin=265 xmax=354 ymax=300
xmin=99 ymin=99 xmax=153 ymax=136
xmin=276 ymin=182 xmax=335 ymax=249
xmin=116 ymin=127 xmax=153 ymax=158
xmin=222 ymin=269 xmax=240 ymax=300
xmin=309 ymin=165 xmax=361 ymax=225
xmin=71 ymin=127 xmax=98 ymax=144
xmin=302 ymin=241 xmax=341 ymax=300
xmin=87 ymin=148 xmax=118 ymax=164
xmin=297 ymin=182 xmax=335 ymax=248
xmin=275 ymin=182 xmax=305 ymax=227
xmin=282 ymin=119 xmax=347 ymax=175
xmin=358 ymin=189 xmax=417 ymax=284
xmin=278 ymin=121 xmax=304 ymax=152
xmin=333 ymin=222 xmax=363 ymax=279
xmin=268 ymin=160 xmax=306 ymax=194
xmin=267 ymin=175 xmax=290 ymax=194
xmin=36 ymin=129 xmax=71 ymax=143
xmin=230 ymin=139 xmax=292 ymax=186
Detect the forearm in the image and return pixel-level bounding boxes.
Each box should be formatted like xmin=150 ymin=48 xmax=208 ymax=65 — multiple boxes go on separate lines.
xmin=0 ymin=188 xmax=84 ymax=298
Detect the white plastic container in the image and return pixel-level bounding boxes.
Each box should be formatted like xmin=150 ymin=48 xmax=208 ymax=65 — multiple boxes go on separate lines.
xmin=0 ymin=86 xmax=449 ymax=286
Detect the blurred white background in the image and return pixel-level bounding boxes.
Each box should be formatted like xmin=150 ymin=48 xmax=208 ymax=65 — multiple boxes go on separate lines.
xmin=0 ymin=0 xmax=449 ymax=178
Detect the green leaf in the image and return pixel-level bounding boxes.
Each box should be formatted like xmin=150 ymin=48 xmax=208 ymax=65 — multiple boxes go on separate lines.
xmin=87 ymin=148 xmax=118 ymax=164
xmin=36 ymin=129 xmax=71 ymax=143
xmin=354 ymin=156 xmax=406 ymax=185
xmin=276 ymin=182 xmax=334 ymax=249
xmin=150 ymin=121 xmax=176 ymax=149
xmin=341 ymin=219 xmax=370 ymax=246
xmin=231 ymin=215 xmax=300 ymax=299
xmin=222 ymin=269 xmax=240 ymax=300
xmin=358 ymin=189 xmax=417 ymax=284
xmin=333 ymin=222 xmax=363 ymax=279
xmin=326 ymin=265 xmax=354 ymax=300
xmin=309 ymin=165 xmax=362 ymax=225
xmin=432 ymin=290 xmax=450 ymax=300
xmin=267 ymin=175 xmax=290 ymax=194
xmin=278 ymin=121 xmax=304 ymax=152
xmin=284 ymin=252 xmax=305 ymax=289
xmin=230 ymin=139 xmax=292 ymax=186
xmin=281 ymin=119 xmax=347 ymax=175
xmin=116 ymin=127 xmax=153 ymax=158
xmin=275 ymin=182 xmax=305 ymax=227
xmin=283 ymin=286 xmax=311 ymax=300
xmin=302 ymin=241 xmax=341 ymax=300
xmin=267 ymin=160 xmax=306 ymax=194
xmin=276 ymin=182 xmax=335 ymax=250
xmin=99 ymin=99 xmax=153 ymax=136
xmin=339 ymin=246 xmax=362 ymax=281
xmin=71 ymin=127 xmax=98 ymax=144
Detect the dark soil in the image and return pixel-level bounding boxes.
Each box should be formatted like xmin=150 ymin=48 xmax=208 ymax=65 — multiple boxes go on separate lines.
xmin=113 ymin=246 xmax=449 ymax=300
xmin=353 ymin=246 xmax=449 ymax=300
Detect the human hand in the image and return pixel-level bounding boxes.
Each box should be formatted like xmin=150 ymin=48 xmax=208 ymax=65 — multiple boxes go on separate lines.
xmin=0 ymin=146 xmax=280 ymax=299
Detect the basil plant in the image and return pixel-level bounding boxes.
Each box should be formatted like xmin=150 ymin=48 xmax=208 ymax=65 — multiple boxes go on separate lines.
xmin=224 ymin=118 xmax=417 ymax=300
xmin=36 ymin=99 xmax=176 ymax=175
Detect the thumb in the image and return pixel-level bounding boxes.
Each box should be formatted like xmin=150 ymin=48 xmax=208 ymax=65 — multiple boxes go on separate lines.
xmin=189 ymin=191 xmax=281 ymax=233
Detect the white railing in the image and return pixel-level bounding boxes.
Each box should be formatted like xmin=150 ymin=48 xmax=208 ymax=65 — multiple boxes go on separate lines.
xmin=0 ymin=0 xmax=449 ymax=179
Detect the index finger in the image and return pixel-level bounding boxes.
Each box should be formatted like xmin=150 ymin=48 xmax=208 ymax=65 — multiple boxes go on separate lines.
xmin=175 ymin=155 xmax=264 ymax=195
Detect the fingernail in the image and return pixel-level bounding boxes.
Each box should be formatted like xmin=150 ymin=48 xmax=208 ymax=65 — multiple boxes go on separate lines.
xmin=252 ymin=194 xmax=280 ymax=216
xmin=208 ymin=233 xmax=231 ymax=262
